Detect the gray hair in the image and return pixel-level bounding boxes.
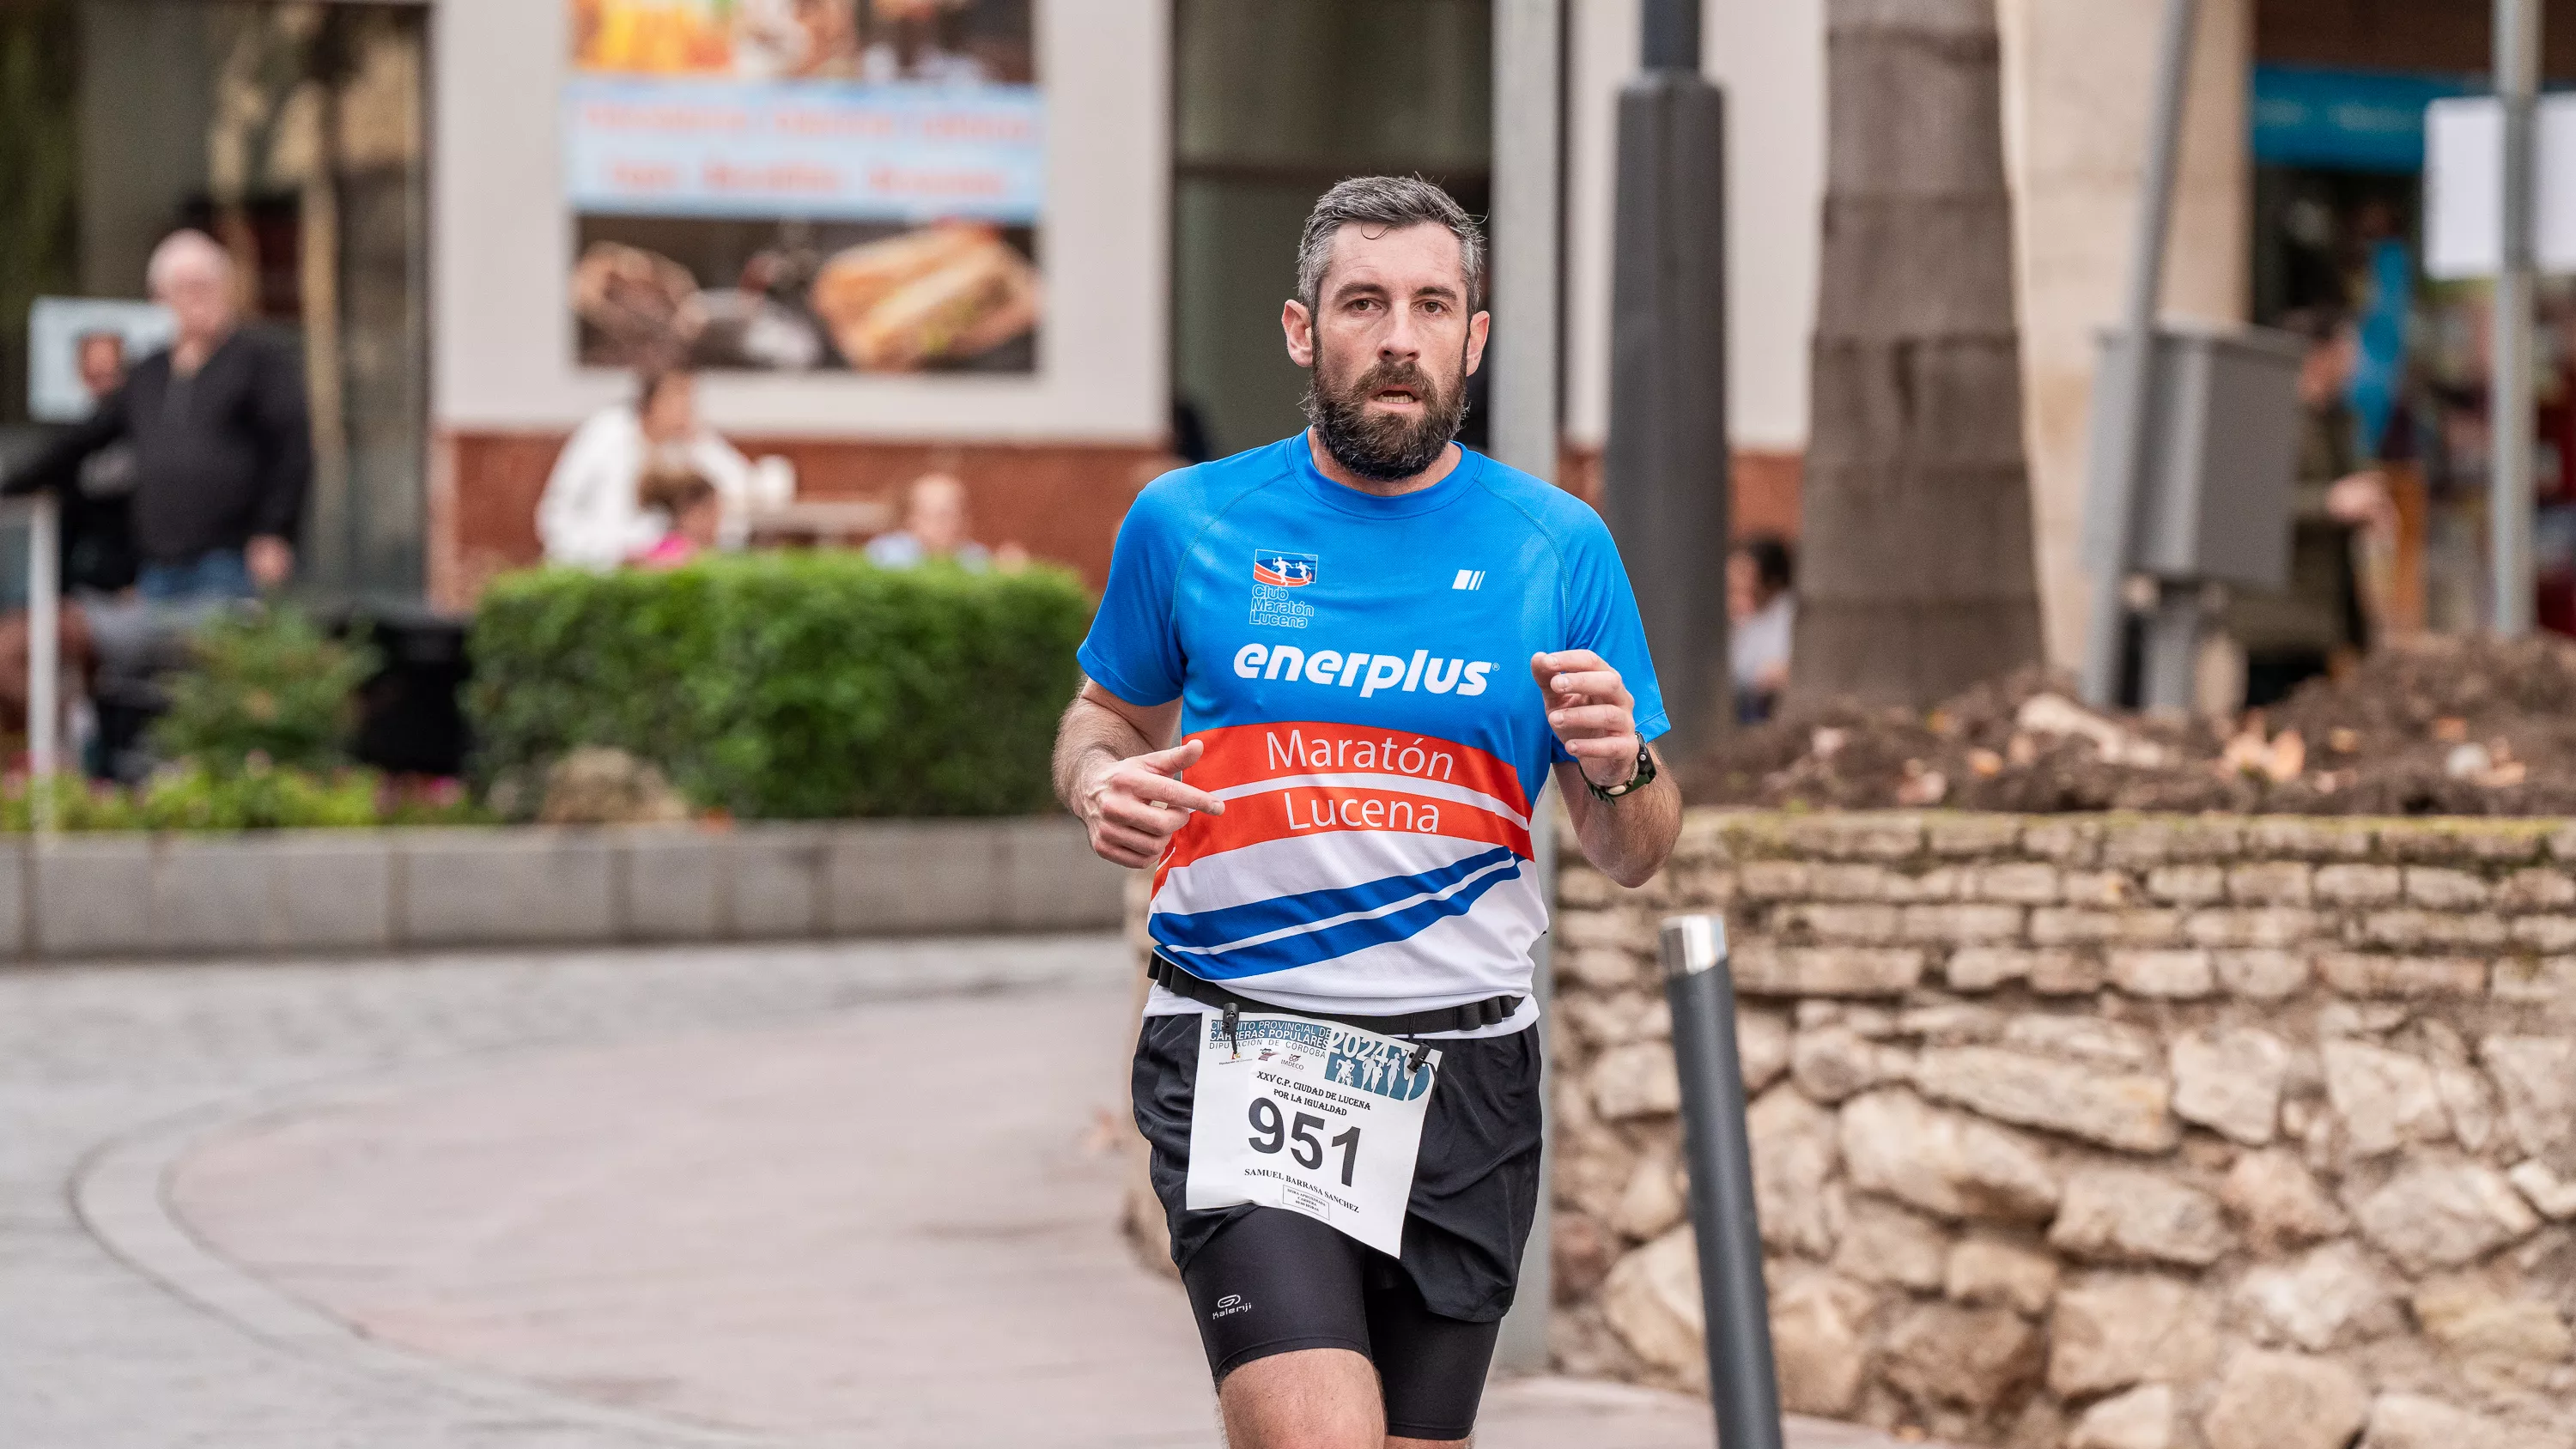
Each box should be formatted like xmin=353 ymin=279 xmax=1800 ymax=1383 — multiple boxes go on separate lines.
xmin=146 ymin=229 xmax=232 ymax=293
xmin=1294 ymin=175 xmax=1485 ymax=314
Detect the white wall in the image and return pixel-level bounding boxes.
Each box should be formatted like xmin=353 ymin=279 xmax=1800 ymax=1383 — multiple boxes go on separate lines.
xmin=1564 ymin=0 xmax=1826 ymax=453
xmin=432 ymin=0 xmax=1168 ymax=440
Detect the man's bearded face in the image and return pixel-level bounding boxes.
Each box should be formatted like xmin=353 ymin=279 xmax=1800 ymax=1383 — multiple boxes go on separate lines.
xmin=1303 ymin=330 xmax=1472 ymax=482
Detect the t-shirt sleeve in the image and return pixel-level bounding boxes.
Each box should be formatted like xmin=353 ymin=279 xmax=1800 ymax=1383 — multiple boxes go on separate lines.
xmin=1555 ymin=516 xmax=1672 ymax=762
xmin=1076 ymin=481 xmax=1189 ymax=706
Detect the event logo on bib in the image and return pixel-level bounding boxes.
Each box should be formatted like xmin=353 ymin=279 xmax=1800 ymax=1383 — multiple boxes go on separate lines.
xmin=1205 ymin=1016 xmax=1436 ymax=1102
xmin=1325 ymin=1034 xmax=1435 ymax=1100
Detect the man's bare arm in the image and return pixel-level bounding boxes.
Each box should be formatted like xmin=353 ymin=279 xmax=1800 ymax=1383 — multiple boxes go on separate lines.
xmin=1553 ymin=754 xmax=1681 ymax=889
xmin=1052 ymin=678 xmax=1223 ymax=868
xmin=1530 ymin=649 xmax=1680 ymax=888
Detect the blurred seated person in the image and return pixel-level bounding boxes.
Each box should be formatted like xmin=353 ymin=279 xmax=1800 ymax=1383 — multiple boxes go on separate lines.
xmin=1730 ymin=534 xmax=1796 ymax=724
xmin=539 ymin=365 xmax=777 ymax=569
xmin=628 ymin=468 xmax=722 ymax=571
xmin=864 ymin=471 xmax=1027 ymax=572
xmin=2226 ymin=308 xmax=2393 ymax=706
xmin=3 ymin=230 xmax=306 ymax=604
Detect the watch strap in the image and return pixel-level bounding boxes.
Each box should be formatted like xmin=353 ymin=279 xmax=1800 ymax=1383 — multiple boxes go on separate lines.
xmin=1584 ymin=739 xmax=1657 ymax=803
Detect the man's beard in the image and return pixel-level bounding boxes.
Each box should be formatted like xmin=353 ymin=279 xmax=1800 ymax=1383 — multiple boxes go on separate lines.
xmin=1302 ymin=349 xmax=1471 ymax=482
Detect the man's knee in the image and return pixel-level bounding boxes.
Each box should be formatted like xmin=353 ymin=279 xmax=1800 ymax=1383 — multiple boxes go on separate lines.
xmin=1216 ymin=1346 xmax=1382 ymax=1449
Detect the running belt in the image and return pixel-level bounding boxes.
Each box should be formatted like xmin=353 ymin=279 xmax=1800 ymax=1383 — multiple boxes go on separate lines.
xmin=1149 ymin=953 xmax=1522 ymax=1037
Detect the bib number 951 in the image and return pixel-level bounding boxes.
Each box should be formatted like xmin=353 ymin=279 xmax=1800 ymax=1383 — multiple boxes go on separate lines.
xmin=1183 ymin=1012 xmax=1439 ymax=1257
xmin=1248 ymin=1095 xmax=1360 ymax=1186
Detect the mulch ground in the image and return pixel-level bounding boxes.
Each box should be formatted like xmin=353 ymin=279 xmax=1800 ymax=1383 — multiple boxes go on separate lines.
xmin=1680 ymin=634 xmax=2576 ymax=816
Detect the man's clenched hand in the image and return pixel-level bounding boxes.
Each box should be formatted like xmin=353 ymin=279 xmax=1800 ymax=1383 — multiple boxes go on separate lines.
xmin=1532 ymin=649 xmax=1640 ymax=789
xmin=1077 ymin=737 xmax=1225 ymax=868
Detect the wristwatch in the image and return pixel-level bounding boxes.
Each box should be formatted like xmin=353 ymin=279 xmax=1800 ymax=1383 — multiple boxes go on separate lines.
xmin=1583 ymin=739 xmax=1657 ymax=803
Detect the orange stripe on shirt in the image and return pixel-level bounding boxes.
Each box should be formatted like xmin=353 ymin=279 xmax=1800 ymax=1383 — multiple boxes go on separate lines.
xmin=1151 ymin=722 xmax=1534 ymax=890
xmin=1156 ymin=781 xmax=1534 ymax=885
xmin=1188 ymin=721 xmax=1528 ymax=811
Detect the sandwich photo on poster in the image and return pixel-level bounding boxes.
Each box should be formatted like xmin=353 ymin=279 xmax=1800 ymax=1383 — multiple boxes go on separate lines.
xmin=563 ymin=0 xmax=1041 ymax=374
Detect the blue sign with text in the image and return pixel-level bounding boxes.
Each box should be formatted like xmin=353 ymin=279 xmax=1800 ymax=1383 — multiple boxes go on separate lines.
xmin=2252 ymin=64 xmax=2480 ymax=173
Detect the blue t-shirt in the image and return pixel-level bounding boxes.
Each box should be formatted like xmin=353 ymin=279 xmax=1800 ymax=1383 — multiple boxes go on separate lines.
xmin=1078 ymin=433 xmax=1668 ymax=1026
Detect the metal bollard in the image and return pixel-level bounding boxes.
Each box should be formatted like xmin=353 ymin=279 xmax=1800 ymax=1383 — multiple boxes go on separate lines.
xmin=1660 ymin=914 xmax=1783 ymax=1449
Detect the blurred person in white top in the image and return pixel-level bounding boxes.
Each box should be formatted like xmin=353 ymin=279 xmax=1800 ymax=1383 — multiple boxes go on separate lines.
xmin=1729 ymin=533 xmax=1796 ymax=724
xmin=538 ymin=367 xmax=785 ymax=569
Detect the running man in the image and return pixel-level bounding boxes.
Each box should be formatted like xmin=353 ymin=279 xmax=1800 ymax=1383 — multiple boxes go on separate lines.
xmin=1053 ymin=176 xmax=1680 ymax=1448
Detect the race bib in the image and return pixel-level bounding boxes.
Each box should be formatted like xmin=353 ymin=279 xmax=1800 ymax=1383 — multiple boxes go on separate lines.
xmin=1184 ymin=1012 xmax=1440 ymax=1258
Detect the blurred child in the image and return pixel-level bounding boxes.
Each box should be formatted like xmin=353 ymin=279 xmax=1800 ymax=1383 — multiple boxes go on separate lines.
xmin=629 ymin=467 xmax=721 ymax=570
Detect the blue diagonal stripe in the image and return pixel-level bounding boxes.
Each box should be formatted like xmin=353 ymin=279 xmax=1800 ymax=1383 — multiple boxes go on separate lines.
xmin=1153 ymin=846 xmax=1517 ymax=951
xmin=1151 ymin=850 xmax=1522 ymax=979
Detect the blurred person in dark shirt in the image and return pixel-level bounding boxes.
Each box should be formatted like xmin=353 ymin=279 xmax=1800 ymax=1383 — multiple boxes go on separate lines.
xmin=58 ymin=330 xmax=143 ymax=597
xmin=3 ymin=231 xmax=309 ymax=603
xmin=2226 ymin=307 xmax=2392 ymax=705
xmin=75 ymin=330 xmax=125 ymax=398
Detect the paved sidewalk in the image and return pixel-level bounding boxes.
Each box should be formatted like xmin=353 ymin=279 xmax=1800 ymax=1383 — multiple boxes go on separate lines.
xmin=1 ymin=937 xmax=1919 ymax=1448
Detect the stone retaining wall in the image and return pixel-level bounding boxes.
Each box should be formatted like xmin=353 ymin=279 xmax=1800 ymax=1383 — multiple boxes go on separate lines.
xmin=1552 ymin=811 xmax=2576 ymax=1449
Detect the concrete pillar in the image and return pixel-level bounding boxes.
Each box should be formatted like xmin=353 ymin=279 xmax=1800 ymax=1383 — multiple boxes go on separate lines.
xmin=1997 ymin=0 xmax=2251 ymax=671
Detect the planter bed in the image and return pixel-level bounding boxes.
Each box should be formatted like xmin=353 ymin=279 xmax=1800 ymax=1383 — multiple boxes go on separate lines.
xmin=5 ymin=817 xmax=1124 ymax=961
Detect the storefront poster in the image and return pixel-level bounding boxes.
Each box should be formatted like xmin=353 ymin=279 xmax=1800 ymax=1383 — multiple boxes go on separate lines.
xmin=563 ymin=1 xmax=1041 ymax=374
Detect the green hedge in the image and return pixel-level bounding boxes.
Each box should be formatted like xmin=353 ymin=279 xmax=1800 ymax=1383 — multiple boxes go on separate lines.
xmin=466 ymin=554 xmax=1093 ymax=819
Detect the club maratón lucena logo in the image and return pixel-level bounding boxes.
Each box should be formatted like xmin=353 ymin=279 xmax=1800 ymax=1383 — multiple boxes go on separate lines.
xmin=1251 ymin=548 xmax=1319 ymax=629
xmin=1254 ymin=549 xmax=1317 ymax=587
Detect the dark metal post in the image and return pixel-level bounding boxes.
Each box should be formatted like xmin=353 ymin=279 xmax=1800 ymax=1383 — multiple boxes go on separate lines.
xmin=1640 ymin=0 xmax=1701 ymax=70
xmin=2078 ymin=0 xmax=2200 ymax=706
xmin=2494 ymin=0 xmax=2543 ymax=637
xmin=1606 ymin=1 xmax=1728 ymax=755
xmin=1660 ymin=915 xmax=1783 ymax=1449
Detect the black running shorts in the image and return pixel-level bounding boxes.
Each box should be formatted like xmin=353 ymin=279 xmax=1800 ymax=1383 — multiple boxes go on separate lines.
xmin=1130 ymin=1013 xmax=1544 ymax=1436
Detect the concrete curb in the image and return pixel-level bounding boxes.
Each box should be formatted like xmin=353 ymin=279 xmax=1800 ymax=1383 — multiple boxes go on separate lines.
xmin=7 ymin=817 xmax=1127 ymax=961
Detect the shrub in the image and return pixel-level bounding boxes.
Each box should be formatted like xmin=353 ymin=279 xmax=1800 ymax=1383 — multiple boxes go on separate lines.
xmin=0 ymin=767 xmax=485 ymax=831
xmin=134 ymin=761 xmax=380 ymax=830
xmin=467 ymin=553 xmax=1093 ymax=819
xmin=3 ymin=776 xmax=142 ymax=831
xmin=151 ymin=607 xmax=379 ymax=775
